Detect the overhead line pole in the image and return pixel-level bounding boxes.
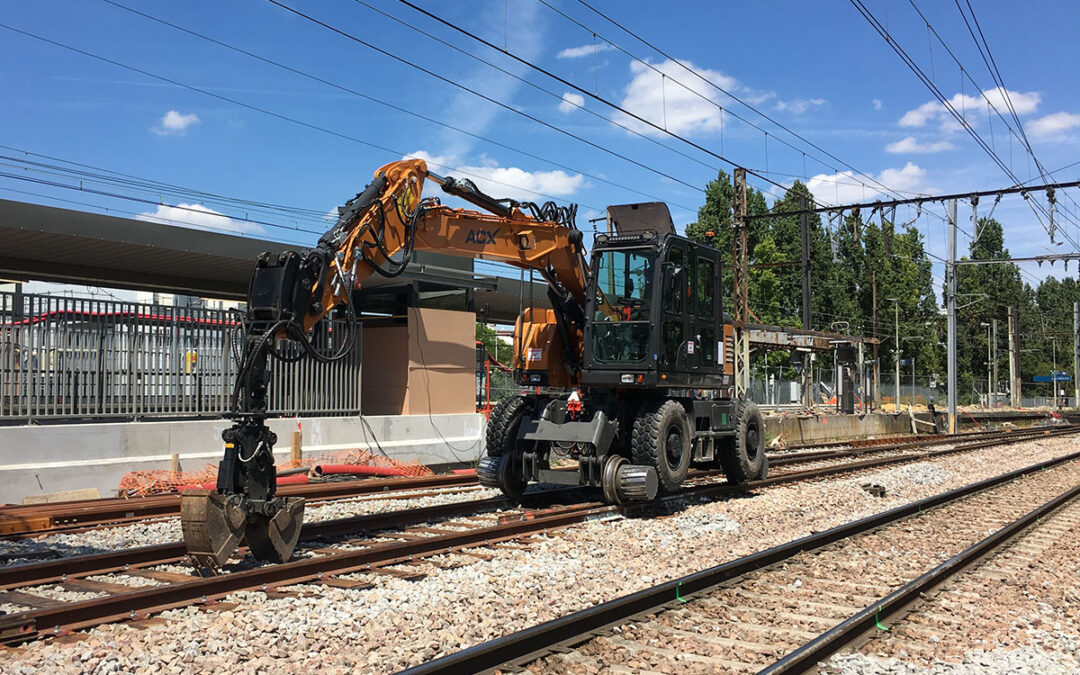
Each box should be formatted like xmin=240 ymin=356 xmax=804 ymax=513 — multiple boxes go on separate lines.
xmin=1074 ymin=302 xmax=1079 ymax=408
xmin=732 ymin=169 xmax=750 ymax=399
xmin=946 ymin=199 xmax=958 ymax=433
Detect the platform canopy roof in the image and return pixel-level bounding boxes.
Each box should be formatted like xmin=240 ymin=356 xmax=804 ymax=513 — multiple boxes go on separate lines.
xmin=0 ymin=199 xmax=525 ymax=314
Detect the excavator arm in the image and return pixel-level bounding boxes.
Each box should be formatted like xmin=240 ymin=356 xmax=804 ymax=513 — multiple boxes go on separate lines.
xmin=181 ymin=159 xmax=591 ymax=571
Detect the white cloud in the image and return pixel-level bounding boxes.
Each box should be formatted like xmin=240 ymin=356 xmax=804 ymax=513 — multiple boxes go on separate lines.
xmin=1028 ymin=111 xmax=1080 ymax=138
xmin=884 ymin=136 xmax=957 ymax=154
xmin=557 ymin=43 xmax=615 ymax=59
xmin=152 ymin=110 xmax=200 ymax=136
xmin=806 ymin=162 xmax=931 ymax=206
xmin=558 ymin=91 xmax=585 ymax=113
xmin=136 ymin=203 xmax=263 ymax=234
xmin=406 ymin=150 xmax=585 ymax=201
xmin=616 ymin=58 xmax=743 ymax=137
xmin=872 ymin=98 xmax=883 ymax=110
xmin=899 ymin=87 xmax=1041 ymax=131
xmin=775 ymin=97 xmax=826 ymax=114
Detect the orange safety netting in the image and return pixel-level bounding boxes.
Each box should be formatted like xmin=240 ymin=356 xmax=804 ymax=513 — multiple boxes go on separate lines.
xmin=116 ymin=447 xmax=433 ymax=497
xmin=116 ymin=464 xmax=219 ymax=498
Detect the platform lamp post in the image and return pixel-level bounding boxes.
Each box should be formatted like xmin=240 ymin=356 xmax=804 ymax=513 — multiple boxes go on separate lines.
xmin=887 ymin=298 xmax=900 ymax=411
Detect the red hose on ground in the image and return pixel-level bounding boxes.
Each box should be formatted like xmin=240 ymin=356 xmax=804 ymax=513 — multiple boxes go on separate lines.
xmin=178 ymin=474 xmax=310 ymax=492
xmin=313 ymin=464 xmax=411 ymax=478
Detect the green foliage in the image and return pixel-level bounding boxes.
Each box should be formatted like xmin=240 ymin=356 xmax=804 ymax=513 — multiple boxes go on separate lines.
xmin=685 ymin=178 xmax=1077 ymax=395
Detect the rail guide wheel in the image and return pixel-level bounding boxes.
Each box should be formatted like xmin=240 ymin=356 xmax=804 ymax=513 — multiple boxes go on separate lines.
xmin=601 ymin=455 xmax=659 ymax=504
xmin=478 ymin=453 xmax=528 ymax=501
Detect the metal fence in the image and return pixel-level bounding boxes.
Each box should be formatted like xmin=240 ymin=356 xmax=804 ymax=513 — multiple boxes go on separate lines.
xmin=0 ymin=291 xmax=361 ymax=423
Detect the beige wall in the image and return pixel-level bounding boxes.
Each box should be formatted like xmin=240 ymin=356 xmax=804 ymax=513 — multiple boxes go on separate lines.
xmin=362 ymin=307 xmax=475 ymax=415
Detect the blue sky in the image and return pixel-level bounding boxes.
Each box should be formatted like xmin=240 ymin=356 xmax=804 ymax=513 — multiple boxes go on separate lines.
xmin=2 ymin=0 xmax=1079 ymax=294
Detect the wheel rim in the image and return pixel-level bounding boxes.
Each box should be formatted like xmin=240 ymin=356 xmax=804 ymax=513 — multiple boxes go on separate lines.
xmin=746 ymin=423 xmax=760 ymax=462
xmin=665 ymin=424 xmax=684 ymax=467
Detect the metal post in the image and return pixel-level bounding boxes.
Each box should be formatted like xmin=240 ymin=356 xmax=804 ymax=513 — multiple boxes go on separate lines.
xmin=991 ymin=318 xmax=998 ymax=407
xmin=987 ymin=323 xmax=992 ymax=409
xmin=1053 ymin=338 xmax=1059 ymax=409
xmin=946 ymin=199 xmax=958 ymax=433
xmin=1008 ymin=306 xmax=1020 ymax=407
xmin=1073 ymin=302 xmax=1078 ymax=408
xmin=912 ymin=355 xmax=916 ymax=404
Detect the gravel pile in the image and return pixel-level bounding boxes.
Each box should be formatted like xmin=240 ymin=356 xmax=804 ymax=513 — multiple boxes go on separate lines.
xmin=849 ymin=461 xmax=952 ymax=494
xmin=0 ymin=519 xmax=183 ymax=568
xmin=3 ymin=435 xmax=1078 ymax=674
xmin=825 ymin=646 xmax=1079 ymax=674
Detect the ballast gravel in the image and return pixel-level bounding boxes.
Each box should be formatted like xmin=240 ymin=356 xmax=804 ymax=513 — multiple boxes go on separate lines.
xmin=2 ymin=435 xmax=1078 ymax=674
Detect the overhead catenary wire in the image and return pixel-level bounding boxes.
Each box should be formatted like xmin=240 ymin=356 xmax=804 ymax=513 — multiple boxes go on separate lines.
xmin=0 ymin=21 xmax=608 ymax=214
xmin=907 ymin=0 xmax=1080 ymax=228
xmin=390 ymin=0 xmax=876 ymax=214
xmin=562 ymin=0 xmax=928 ymax=207
xmin=264 ymin=0 xmax=707 ymax=196
xmin=849 ymin=0 xmax=1080 ymax=251
xmin=99 ymin=0 xmax=692 ymax=214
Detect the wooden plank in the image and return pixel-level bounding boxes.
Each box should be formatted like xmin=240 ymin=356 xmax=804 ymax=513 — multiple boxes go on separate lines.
xmin=22 ymin=488 xmax=101 ymax=505
xmin=1 ymin=590 xmax=67 ymax=610
xmin=126 ymin=570 xmax=196 ymax=583
xmin=59 ymin=579 xmax=132 ymax=594
xmin=369 ymin=566 xmax=426 ymax=582
xmin=317 ymin=577 xmax=374 ymax=590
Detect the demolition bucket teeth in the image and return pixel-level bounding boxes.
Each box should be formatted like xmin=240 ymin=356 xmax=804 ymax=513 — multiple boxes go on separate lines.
xmin=180 ymin=490 xmax=247 ymax=571
xmin=244 ymin=497 xmax=306 ymax=564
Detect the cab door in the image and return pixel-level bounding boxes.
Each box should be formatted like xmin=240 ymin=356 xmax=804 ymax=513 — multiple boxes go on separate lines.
xmin=691 ymin=254 xmax=719 ymax=375
xmin=659 ymin=242 xmax=689 ymax=377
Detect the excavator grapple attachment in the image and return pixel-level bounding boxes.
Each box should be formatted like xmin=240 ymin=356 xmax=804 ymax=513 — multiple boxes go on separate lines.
xmin=181 ymin=490 xmax=247 ymax=571
xmin=244 ymin=497 xmax=305 ymax=564
xmin=181 ymin=490 xmax=306 ymax=572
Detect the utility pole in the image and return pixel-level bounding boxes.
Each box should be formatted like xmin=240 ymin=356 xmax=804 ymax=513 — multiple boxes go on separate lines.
xmin=800 ymin=195 xmax=811 ymax=332
xmin=991 ymin=318 xmax=998 ymax=407
xmin=872 ymin=271 xmax=879 ymax=410
xmin=1008 ymin=306 xmax=1021 ymax=407
xmin=893 ymin=299 xmax=900 ymax=411
xmin=946 ymin=199 xmax=958 ymax=433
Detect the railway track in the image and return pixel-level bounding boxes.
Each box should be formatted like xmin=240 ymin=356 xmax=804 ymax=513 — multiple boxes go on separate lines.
xmin=822 ymin=486 xmax=1080 ymax=673
xmin=0 ymin=426 xmax=1042 ymax=539
xmin=401 ymin=432 xmax=1080 ymax=674
xmin=0 ymin=472 xmax=480 ymax=537
xmin=0 ymin=425 xmax=1072 ymax=647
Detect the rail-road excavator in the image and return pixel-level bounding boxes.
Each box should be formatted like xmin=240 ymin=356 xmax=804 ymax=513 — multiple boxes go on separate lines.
xmin=180 ymin=158 xmax=767 ymax=571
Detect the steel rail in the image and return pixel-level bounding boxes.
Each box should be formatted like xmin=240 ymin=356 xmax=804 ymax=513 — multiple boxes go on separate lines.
xmin=769 ymin=427 xmax=1038 ymax=466
xmin=761 ymin=484 xmax=1080 ymax=674
xmin=0 ymin=472 xmax=480 ymax=536
xmin=397 ymin=438 xmax=1080 ymax=674
xmin=0 ymin=426 xmax=1068 ymax=591
xmin=1 ymin=426 xmax=1074 ymax=644
xmin=0 ymin=426 xmax=1041 ymax=537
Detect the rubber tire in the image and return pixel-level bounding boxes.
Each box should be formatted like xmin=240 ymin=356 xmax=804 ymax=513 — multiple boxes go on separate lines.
xmin=485 ymin=396 xmax=531 ymax=457
xmin=719 ymin=400 xmax=766 ymax=484
xmin=632 ymin=399 xmax=692 ymax=494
